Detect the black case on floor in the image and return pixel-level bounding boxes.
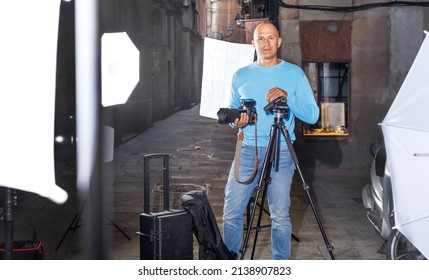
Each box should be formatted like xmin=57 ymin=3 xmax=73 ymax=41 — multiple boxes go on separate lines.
xmin=137 ymin=153 xmax=193 ymax=260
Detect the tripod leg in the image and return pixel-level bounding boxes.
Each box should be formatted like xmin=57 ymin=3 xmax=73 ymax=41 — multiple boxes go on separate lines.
xmin=240 ymin=124 xmax=277 ymax=260
xmin=106 ymin=217 xmax=131 ymax=241
xmin=281 ymin=126 xmax=336 ymax=260
xmin=247 ymin=196 xmax=299 ymax=241
xmin=245 ymin=197 xmax=272 ymax=231
xmin=245 ymin=197 xmax=253 ymax=231
xmin=301 ymin=181 xmax=335 ymax=259
xmin=292 ymin=233 xmax=300 ymax=242
xmin=55 ymin=208 xmax=83 ymax=251
xmin=240 ymin=183 xmax=262 ymax=259
xmin=250 ymin=177 xmax=270 ymax=260
xmin=257 ymin=201 xmax=271 ymax=216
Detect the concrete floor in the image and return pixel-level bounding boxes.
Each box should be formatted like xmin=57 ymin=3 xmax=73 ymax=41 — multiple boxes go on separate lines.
xmin=0 ymin=104 xmax=386 ymax=260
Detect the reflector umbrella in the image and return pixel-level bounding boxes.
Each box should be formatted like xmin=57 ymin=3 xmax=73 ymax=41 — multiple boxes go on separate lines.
xmin=380 ymin=31 xmax=429 ymax=258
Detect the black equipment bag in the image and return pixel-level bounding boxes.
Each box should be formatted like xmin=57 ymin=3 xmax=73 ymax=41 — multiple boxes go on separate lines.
xmin=0 ymin=240 xmax=44 ymax=260
xmin=0 ymin=225 xmax=44 ymax=260
xmin=181 ymin=190 xmax=236 ymax=260
xmin=137 ymin=153 xmax=193 ymax=260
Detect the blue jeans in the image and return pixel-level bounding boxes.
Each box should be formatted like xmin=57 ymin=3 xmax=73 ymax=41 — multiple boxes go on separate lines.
xmin=223 ymin=144 xmax=295 ymax=260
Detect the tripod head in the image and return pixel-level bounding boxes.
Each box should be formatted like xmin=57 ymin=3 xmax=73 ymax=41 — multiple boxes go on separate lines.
xmin=263 ymin=97 xmax=289 ymax=120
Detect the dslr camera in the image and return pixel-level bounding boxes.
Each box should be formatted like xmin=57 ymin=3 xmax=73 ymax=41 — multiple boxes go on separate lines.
xmin=217 ymin=99 xmax=257 ymax=124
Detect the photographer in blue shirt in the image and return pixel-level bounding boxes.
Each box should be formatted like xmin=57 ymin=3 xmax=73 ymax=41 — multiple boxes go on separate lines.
xmin=222 ymin=21 xmax=319 ymax=260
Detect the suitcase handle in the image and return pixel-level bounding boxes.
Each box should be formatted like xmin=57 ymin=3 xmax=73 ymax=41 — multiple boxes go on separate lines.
xmin=143 ymin=153 xmax=170 ymax=214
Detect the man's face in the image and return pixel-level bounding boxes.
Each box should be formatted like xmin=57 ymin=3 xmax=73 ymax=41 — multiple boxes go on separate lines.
xmin=252 ymin=23 xmax=282 ymax=61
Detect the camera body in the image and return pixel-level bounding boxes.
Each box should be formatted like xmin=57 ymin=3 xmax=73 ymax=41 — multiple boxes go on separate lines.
xmin=263 ymin=96 xmax=289 ymax=119
xmin=217 ymin=99 xmax=257 ymax=124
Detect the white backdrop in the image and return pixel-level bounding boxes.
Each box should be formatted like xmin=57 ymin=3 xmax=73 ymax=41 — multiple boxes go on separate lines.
xmin=199 ymin=38 xmax=255 ymax=119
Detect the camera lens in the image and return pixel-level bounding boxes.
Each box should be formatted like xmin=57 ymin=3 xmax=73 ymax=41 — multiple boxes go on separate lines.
xmin=217 ymin=108 xmax=241 ymax=124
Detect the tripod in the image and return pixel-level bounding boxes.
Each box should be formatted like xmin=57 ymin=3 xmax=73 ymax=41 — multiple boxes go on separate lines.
xmin=245 ymin=196 xmax=300 ymax=242
xmin=239 ymin=98 xmax=335 ymax=260
xmin=55 ymin=204 xmax=131 ymax=251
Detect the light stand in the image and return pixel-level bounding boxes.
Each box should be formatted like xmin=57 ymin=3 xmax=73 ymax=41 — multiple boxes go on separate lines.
xmin=239 ymin=97 xmax=336 ymax=260
xmin=55 ymin=204 xmax=131 ymax=251
xmin=2 ymin=188 xmax=15 ymax=259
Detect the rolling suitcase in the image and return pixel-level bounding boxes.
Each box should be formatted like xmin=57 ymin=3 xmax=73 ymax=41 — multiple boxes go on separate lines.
xmin=137 ymin=153 xmax=193 ymax=260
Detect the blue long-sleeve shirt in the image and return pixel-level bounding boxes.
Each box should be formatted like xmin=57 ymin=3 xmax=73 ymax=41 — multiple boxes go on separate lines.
xmin=229 ymin=60 xmax=320 ymax=147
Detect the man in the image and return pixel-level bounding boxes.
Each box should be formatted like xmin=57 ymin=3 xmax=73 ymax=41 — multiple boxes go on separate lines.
xmin=222 ymin=21 xmax=319 ymax=260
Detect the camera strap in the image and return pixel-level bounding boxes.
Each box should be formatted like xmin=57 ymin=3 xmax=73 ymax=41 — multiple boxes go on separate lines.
xmin=234 ymin=124 xmax=258 ymax=184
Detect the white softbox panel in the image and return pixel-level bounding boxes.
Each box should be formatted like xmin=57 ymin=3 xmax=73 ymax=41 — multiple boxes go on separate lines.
xmin=200 ymin=37 xmax=255 ymax=119
xmin=0 ymin=1 xmax=68 ymax=204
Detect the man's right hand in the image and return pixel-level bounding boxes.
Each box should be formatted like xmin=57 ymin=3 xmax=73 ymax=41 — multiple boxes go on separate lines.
xmin=233 ymin=112 xmax=249 ymax=128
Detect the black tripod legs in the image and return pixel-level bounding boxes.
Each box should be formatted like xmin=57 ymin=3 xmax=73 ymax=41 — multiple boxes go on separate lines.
xmin=55 ymin=207 xmax=83 ymax=251
xmin=301 ymin=180 xmax=336 ymax=260
xmin=239 ymin=123 xmax=278 ymax=260
xmin=239 ymin=118 xmax=336 ymax=260
xmin=55 ymin=206 xmax=131 ymax=251
xmin=245 ymin=198 xmax=301 ymax=243
xmin=281 ymin=126 xmax=336 ymax=260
